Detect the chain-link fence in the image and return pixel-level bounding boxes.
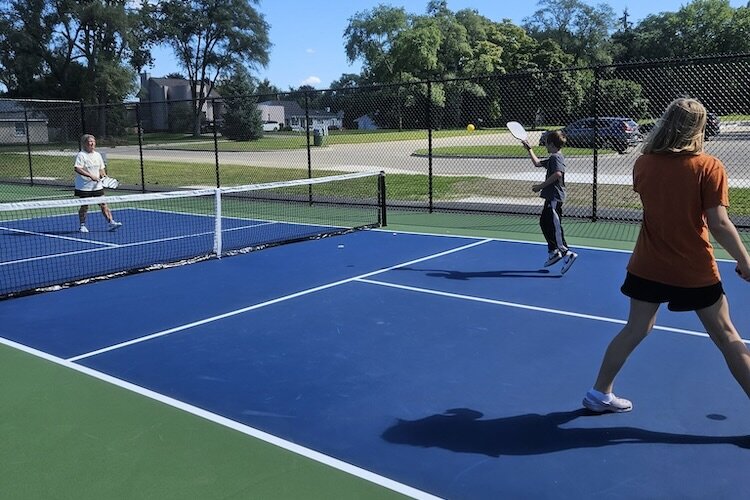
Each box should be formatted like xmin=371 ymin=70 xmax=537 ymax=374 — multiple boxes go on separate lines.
xmin=2 ymin=53 xmax=749 ymax=228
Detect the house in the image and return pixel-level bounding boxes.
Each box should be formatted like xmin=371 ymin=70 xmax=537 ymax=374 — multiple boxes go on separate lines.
xmin=353 ymin=114 xmax=379 ymax=130
xmin=0 ymin=100 xmax=49 ymax=144
xmin=257 ymin=103 xmax=285 ymax=124
xmin=139 ymin=72 xmax=222 ymax=132
xmin=257 ymin=100 xmax=344 ymax=132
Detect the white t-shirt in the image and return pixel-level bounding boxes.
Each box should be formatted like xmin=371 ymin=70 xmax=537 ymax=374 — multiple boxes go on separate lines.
xmin=74 ymin=151 xmax=105 ymax=191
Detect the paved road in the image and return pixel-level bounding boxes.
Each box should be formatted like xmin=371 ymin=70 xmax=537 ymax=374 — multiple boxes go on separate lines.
xmin=61 ymin=126 xmax=750 ymax=187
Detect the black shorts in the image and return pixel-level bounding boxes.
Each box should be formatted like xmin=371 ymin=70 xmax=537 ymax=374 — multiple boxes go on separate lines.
xmin=621 ymin=272 xmax=724 ymax=311
xmin=74 ymin=189 xmax=104 ymax=198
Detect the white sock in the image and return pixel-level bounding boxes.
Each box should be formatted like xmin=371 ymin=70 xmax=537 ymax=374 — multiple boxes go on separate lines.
xmin=589 ymin=388 xmax=614 ymax=403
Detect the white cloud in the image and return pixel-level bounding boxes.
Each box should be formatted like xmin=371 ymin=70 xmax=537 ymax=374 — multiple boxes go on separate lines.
xmin=301 ymin=76 xmax=321 ymax=87
xmin=306 ymin=48 xmax=315 ymax=54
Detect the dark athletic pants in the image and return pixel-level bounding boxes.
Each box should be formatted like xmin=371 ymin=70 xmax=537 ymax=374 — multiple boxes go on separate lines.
xmin=540 ymin=199 xmax=567 ymax=253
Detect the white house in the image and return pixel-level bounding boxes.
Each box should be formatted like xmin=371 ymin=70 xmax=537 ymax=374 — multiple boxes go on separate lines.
xmin=257 ymin=100 xmax=344 ymax=131
xmin=257 ymin=103 xmax=284 ymax=124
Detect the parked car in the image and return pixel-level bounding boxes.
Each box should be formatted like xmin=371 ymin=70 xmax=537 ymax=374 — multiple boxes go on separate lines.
xmin=200 ymin=119 xmax=224 ymax=134
xmin=262 ymin=121 xmax=280 ymax=132
xmin=540 ymin=117 xmax=641 ymax=153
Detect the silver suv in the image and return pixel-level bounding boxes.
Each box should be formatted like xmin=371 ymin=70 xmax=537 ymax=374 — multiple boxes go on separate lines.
xmin=540 ymin=117 xmax=641 ymax=153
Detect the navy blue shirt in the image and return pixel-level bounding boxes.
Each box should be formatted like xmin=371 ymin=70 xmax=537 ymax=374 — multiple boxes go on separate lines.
xmin=540 ymin=152 xmax=566 ymax=202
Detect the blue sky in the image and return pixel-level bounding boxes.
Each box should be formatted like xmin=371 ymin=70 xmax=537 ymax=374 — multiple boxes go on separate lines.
xmin=145 ymin=0 xmax=747 ymax=90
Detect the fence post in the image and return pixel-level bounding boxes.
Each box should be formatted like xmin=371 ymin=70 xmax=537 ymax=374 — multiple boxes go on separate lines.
xmin=427 ymin=81 xmax=433 ymax=213
xmin=304 ymin=92 xmax=312 ymax=204
xmin=24 ymin=107 xmax=33 ymax=186
xmin=79 ymin=101 xmax=86 ymax=135
xmin=135 ymin=103 xmax=146 ymax=192
xmin=592 ymin=67 xmax=600 ymax=222
xmin=379 ymin=171 xmax=387 ymax=226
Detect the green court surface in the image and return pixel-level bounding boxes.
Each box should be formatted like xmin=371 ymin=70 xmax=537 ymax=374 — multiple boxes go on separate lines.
xmin=0 ymin=183 xmax=74 ymax=202
xmin=0 ymin=344 xmax=404 ymax=500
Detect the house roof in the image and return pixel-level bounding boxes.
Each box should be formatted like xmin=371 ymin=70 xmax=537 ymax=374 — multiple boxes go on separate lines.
xmin=0 ymin=101 xmax=48 ymax=120
xmin=258 ymin=100 xmax=305 ymax=116
xmin=258 ymin=100 xmax=343 ymax=119
xmin=147 ymin=78 xmax=221 ymax=98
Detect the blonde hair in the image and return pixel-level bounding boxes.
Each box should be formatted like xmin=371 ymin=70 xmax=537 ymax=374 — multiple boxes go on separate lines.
xmin=642 ymin=98 xmax=706 ymax=155
xmin=80 ymin=134 xmax=96 ymax=146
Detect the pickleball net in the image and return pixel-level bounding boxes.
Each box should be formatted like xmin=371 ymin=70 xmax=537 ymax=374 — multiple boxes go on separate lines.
xmin=0 ymin=171 xmax=386 ymax=298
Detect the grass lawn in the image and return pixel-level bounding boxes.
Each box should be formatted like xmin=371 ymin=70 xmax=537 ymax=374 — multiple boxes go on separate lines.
xmin=2 ymin=152 xmax=750 ymax=216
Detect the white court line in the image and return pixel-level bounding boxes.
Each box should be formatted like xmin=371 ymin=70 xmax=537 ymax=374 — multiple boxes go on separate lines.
xmin=374 ymin=227 xmax=743 ymax=264
xmin=1 ymin=221 xmax=279 ymax=267
xmin=67 ymin=238 xmax=493 ymax=362
xmin=0 ymin=336 xmax=439 ymax=500
xmin=0 ymin=225 xmax=119 ymax=247
xmin=356 ymin=278 xmax=750 ymax=344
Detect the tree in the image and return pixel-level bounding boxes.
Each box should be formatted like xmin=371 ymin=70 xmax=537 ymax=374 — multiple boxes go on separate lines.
xmin=615 ymin=0 xmax=750 ymax=60
xmin=256 ymin=78 xmax=281 ymax=96
xmin=0 ymin=0 xmax=153 ymax=108
xmin=523 ymin=0 xmax=615 ymax=65
xmin=216 ymin=64 xmax=262 ymax=140
xmin=157 ymin=0 xmax=270 ymax=136
xmin=344 ymin=5 xmax=410 ymax=83
xmin=0 ymin=0 xmax=51 ymax=96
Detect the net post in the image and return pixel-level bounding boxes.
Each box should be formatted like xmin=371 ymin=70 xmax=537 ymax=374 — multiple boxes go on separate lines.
xmin=378 ymin=171 xmax=387 ymax=227
xmin=213 ymin=188 xmax=222 ymax=257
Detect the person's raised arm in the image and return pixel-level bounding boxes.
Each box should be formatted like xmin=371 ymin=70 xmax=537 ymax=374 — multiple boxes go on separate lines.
xmin=705 ymin=205 xmax=750 ymax=281
xmin=522 ymin=140 xmax=542 ymax=167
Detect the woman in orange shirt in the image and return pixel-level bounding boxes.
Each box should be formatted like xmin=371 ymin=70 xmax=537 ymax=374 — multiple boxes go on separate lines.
xmin=583 ymin=98 xmax=750 ymax=413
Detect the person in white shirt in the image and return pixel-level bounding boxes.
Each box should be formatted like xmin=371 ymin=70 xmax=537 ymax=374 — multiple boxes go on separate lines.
xmin=73 ymin=134 xmax=122 ymax=233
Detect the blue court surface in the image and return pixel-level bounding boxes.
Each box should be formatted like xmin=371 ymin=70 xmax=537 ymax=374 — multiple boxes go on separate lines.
xmin=1 ymin=207 xmax=349 ymax=295
xmin=2 ymin=228 xmax=749 ymax=499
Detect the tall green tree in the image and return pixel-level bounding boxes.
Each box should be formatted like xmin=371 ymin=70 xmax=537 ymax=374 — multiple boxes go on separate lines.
xmin=344 ymin=5 xmax=410 ymax=83
xmin=523 ymin=0 xmax=615 ymax=65
xmin=0 ymin=0 xmax=52 ymax=97
xmin=216 ymin=64 xmax=261 ymax=140
xmin=157 ymin=0 xmax=270 ymax=136
xmin=0 ymin=0 xmax=153 ymax=107
xmin=614 ymin=0 xmax=750 ymax=60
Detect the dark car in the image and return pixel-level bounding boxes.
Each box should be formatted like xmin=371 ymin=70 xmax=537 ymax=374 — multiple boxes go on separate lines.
xmin=540 ymin=117 xmax=641 ymax=153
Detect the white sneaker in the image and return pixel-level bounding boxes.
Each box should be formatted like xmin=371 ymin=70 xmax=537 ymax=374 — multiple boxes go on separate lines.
xmin=108 ymin=220 xmax=123 ymax=231
xmin=544 ymin=249 xmax=563 ymax=267
xmin=582 ymin=390 xmax=632 ymax=413
xmin=79 ymin=225 xmax=89 ymax=233
xmin=561 ymin=251 xmax=578 ymax=274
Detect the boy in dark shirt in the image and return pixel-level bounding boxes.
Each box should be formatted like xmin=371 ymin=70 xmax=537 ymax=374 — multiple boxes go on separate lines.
xmin=522 ymin=130 xmax=577 ymax=274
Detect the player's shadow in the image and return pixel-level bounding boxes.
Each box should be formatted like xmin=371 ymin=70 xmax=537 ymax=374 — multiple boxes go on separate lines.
xmin=381 ymin=408 xmax=750 ymax=456
xmin=396 ymin=267 xmax=560 ymax=280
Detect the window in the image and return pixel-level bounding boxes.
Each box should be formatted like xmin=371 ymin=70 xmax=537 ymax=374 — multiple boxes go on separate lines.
xmin=15 ymin=122 xmax=26 ymax=137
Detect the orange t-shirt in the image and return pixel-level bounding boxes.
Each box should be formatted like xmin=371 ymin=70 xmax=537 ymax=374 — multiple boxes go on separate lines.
xmin=627 ymin=153 xmax=729 ymax=287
